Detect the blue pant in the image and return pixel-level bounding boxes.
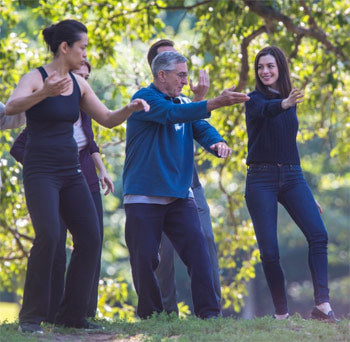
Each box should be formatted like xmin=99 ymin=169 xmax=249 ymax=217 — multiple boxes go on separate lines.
xmin=155 ymin=185 xmax=221 ymax=313
xmin=20 ymin=173 xmax=100 ymax=325
xmin=245 ymin=164 xmax=329 ymax=314
xmin=46 ymin=191 xmax=103 ymax=322
xmin=125 ymin=198 xmax=220 ymax=319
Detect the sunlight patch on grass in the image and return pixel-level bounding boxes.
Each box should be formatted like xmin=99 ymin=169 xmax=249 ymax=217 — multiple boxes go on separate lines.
xmin=0 ymin=302 xmax=19 ymax=323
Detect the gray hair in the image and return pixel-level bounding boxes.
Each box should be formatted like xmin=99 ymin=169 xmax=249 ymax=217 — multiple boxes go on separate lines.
xmin=151 ymin=51 xmax=188 ymax=78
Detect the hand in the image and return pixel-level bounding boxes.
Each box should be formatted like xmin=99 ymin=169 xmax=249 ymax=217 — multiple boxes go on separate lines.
xmin=207 ymin=85 xmax=250 ymax=111
xmin=281 ymin=87 xmax=304 ymax=109
xmin=99 ymin=170 xmax=114 ymax=196
xmin=315 ymin=199 xmax=323 ymax=214
xmin=42 ymin=71 xmax=71 ymax=97
xmin=210 ymin=141 xmax=232 ymax=158
xmin=127 ymin=98 xmax=150 ymax=113
xmin=220 ymin=85 xmax=250 ymax=105
xmin=190 ymin=69 xmax=209 ymax=102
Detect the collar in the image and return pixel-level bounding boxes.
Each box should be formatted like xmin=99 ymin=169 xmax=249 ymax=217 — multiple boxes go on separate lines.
xmin=149 ymin=83 xmax=181 ymax=103
xmin=268 ymin=87 xmax=280 ymax=94
xmin=149 ymin=83 xmax=167 ymax=97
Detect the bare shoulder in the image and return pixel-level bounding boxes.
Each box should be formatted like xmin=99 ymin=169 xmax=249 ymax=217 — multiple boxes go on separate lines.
xmin=21 ymin=68 xmax=42 ymax=81
xmin=19 ymin=68 xmax=44 ymax=89
xmin=73 ymin=73 xmax=89 ymax=96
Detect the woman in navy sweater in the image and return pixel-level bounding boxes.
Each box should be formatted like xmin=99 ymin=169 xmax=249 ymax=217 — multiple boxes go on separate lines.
xmin=245 ymin=46 xmax=337 ymax=322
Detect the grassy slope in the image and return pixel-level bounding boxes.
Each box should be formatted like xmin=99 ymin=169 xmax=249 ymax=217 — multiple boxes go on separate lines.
xmin=0 ymin=314 xmax=349 ymax=342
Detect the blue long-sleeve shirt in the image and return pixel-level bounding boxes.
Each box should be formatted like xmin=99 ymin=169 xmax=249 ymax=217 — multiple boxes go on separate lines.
xmin=123 ymin=83 xmax=224 ymax=198
xmin=245 ymin=89 xmax=300 ymax=165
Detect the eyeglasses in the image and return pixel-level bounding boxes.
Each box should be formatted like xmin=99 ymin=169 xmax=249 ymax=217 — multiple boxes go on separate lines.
xmin=174 ymin=72 xmax=188 ymax=79
xmin=165 ymin=70 xmax=188 ymax=79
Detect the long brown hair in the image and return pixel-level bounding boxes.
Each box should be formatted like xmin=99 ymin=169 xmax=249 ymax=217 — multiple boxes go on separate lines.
xmin=254 ymin=46 xmax=291 ymax=98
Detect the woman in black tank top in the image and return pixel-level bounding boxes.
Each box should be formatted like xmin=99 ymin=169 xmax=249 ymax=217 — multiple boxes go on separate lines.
xmin=5 ymin=19 xmax=149 ymax=334
xmin=23 ymin=66 xmax=82 ymax=178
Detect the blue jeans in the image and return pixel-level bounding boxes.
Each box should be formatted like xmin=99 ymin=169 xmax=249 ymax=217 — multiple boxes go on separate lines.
xmin=155 ymin=185 xmax=221 ymax=313
xmin=245 ymin=164 xmax=329 ymax=314
xmin=125 ymin=199 xmax=220 ymax=319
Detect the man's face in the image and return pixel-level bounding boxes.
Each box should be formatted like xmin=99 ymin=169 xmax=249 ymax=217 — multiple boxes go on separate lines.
xmin=163 ymin=62 xmax=188 ymax=98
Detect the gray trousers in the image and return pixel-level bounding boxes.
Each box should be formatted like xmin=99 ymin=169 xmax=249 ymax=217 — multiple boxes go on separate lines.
xmin=154 ymin=184 xmax=221 ymax=313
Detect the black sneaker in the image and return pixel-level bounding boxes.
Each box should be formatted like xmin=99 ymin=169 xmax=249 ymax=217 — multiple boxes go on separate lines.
xmin=56 ymin=318 xmax=105 ymax=330
xmin=203 ymin=314 xmax=219 ymax=320
xmin=18 ymin=322 xmax=43 ymax=334
xmin=311 ymin=307 xmax=340 ymax=323
xmin=83 ymin=320 xmax=105 ymax=331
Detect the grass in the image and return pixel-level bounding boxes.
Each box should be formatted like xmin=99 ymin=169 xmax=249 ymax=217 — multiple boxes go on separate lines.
xmin=0 ymin=302 xmax=19 ymax=324
xmin=0 ymin=313 xmax=349 ymax=342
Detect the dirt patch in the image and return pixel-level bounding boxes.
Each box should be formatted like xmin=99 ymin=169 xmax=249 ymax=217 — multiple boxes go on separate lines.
xmin=38 ymin=333 xmax=147 ymax=342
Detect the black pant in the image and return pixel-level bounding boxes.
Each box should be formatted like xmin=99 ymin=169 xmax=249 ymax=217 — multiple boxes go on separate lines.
xmin=19 ymin=172 xmax=100 ymax=325
xmin=46 ymin=191 xmax=104 ymax=322
xmin=87 ymin=191 xmax=103 ymax=317
xmin=125 ymin=198 xmax=220 ymax=319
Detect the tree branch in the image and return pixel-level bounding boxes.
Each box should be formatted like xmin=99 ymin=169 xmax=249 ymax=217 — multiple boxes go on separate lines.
xmin=155 ymin=0 xmax=214 ymax=11
xmin=3 ymin=224 xmax=33 ymax=259
xmin=244 ymin=0 xmax=348 ymax=62
xmin=236 ymin=26 xmax=267 ymax=92
xmin=299 ymin=0 xmax=319 ymax=30
xmin=0 ymin=254 xmax=27 ymax=261
xmin=103 ymin=0 xmax=214 ymax=21
xmin=288 ymin=34 xmax=304 ymax=63
xmin=7 ymin=225 xmax=33 ymax=242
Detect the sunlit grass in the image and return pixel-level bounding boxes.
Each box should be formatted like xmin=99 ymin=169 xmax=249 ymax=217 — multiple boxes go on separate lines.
xmin=0 ymin=313 xmax=349 ymax=342
xmin=0 ymin=302 xmax=19 ymax=324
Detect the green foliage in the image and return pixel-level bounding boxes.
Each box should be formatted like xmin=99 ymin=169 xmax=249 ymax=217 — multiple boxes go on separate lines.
xmin=97 ymin=277 xmax=136 ymax=321
xmin=0 ymin=0 xmax=349 ymax=320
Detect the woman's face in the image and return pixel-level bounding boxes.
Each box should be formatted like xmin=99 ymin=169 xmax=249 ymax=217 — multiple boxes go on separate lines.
xmin=257 ymin=54 xmax=279 ymax=90
xmin=72 ymin=64 xmax=90 ymax=80
xmin=66 ymin=32 xmax=88 ymax=70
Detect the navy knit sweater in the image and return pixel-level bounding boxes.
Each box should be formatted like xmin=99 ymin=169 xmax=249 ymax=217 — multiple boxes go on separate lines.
xmin=245 ymin=89 xmax=300 ymax=165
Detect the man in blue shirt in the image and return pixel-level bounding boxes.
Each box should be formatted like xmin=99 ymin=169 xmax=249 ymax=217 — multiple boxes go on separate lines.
xmin=147 ymin=39 xmax=222 ymax=315
xmin=123 ymin=51 xmax=249 ymax=319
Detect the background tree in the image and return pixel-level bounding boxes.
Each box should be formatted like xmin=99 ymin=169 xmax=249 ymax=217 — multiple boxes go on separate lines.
xmin=1 ymin=0 xmax=349 ymax=319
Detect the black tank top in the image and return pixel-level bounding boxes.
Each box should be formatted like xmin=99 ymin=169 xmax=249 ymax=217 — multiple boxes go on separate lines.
xmin=23 ymin=67 xmax=82 ymax=177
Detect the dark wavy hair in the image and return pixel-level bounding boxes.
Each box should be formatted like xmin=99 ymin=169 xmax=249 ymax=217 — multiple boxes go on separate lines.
xmin=147 ymin=39 xmax=175 ymax=67
xmin=84 ymin=59 xmax=91 ymax=73
xmin=254 ymin=46 xmax=291 ymax=98
xmin=42 ymin=19 xmax=87 ymax=55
